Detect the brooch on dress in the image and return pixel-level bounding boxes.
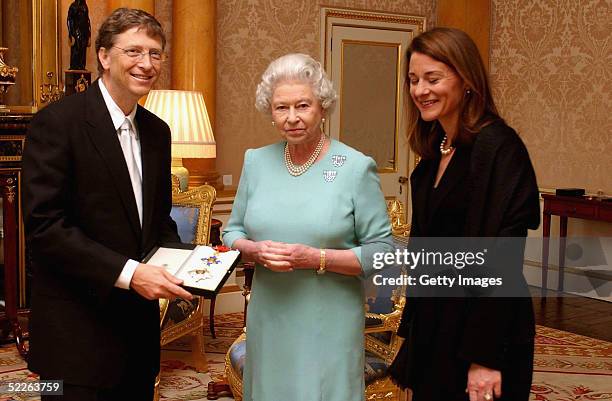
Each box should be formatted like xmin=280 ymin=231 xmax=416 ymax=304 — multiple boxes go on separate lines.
xmin=331 ymin=154 xmax=347 ymax=167
xmin=323 ymin=170 xmax=337 ymax=182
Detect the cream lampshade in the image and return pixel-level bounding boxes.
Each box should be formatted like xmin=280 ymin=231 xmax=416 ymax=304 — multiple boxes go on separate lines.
xmin=144 ymin=90 xmax=219 ymax=189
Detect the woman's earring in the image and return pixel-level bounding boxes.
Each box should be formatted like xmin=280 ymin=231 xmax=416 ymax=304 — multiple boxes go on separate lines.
xmin=321 ymin=117 xmax=326 ymax=125
xmin=271 ymin=121 xmax=276 ymax=126
xmin=465 ymin=89 xmax=471 ymax=95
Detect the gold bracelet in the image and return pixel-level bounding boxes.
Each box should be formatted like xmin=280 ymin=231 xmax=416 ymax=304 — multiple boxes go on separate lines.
xmin=316 ymin=249 xmax=326 ymax=275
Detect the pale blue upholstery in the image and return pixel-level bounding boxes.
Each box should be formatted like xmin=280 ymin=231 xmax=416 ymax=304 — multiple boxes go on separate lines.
xmin=170 ymin=205 xmax=200 ymax=244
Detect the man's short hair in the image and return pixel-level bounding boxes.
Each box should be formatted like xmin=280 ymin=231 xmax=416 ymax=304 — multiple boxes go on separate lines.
xmin=95 ymin=7 xmax=166 ymax=75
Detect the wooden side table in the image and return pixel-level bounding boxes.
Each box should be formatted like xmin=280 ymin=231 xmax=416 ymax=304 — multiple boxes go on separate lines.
xmin=541 ymin=194 xmax=612 ymax=296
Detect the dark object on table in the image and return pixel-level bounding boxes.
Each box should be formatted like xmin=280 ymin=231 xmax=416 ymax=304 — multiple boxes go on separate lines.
xmin=210 ymin=218 xmax=222 ymax=246
xmin=67 ymin=0 xmax=90 ymax=71
xmin=555 ymin=188 xmax=585 ymax=197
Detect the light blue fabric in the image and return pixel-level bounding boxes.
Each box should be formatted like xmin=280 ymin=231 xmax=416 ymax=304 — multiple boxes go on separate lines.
xmin=170 ymin=205 xmax=199 ymax=244
xmin=223 ymin=140 xmax=393 ymax=401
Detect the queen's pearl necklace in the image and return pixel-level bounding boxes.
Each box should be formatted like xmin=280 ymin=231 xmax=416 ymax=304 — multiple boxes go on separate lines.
xmin=284 ymin=134 xmax=325 ymax=176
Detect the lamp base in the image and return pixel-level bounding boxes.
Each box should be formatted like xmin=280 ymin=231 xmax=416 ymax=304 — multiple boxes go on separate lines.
xmin=182 ymin=157 xmax=223 ymax=190
xmin=170 ymin=165 xmax=189 ymax=192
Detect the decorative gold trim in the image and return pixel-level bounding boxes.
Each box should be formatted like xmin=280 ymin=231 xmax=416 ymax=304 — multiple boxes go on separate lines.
xmin=160 ymin=300 xmax=204 ymax=344
xmin=0 ymin=135 xmax=26 ymax=162
xmin=366 ymin=376 xmax=403 ymax=400
xmin=33 ymin=0 xmax=62 ymax=108
xmin=5 ymin=184 xmax=15 ymax=203
xmin=171 ymin=184 xmax=216 ymax=246
xmin=225 ymin=333 xmax=246 ymax=401
xmin=387 ymin=200 xmax=410 ymax=237
xmin=321 ymin=6 xmax=426 ymax=70
xmin=324 ymin=7 xmax=427 ymax=28
xmin=159 ymin=178 xmax=218 ymax=382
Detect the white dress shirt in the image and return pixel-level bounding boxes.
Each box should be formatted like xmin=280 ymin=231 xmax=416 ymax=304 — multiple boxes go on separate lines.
xmin=98 ymin=78 xmax=142 ymax=290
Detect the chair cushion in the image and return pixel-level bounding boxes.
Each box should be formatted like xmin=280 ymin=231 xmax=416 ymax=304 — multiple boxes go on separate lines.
xmin=227 ymin=337 xmax=389 ymax=386
xmin=161 ymin=297 xmax=200 ymax=328
xmin=366 ymin=330 xmax=393 ymax=346
xmin=365 ymin=350 xmax=390 ymax=385
xmin=229 ymin=337 xmax=247 ymax=377
xmin=365 ymin=236 xmax=408 ymax=315
xmin=170 ymin=205 xmax=200 ymax=244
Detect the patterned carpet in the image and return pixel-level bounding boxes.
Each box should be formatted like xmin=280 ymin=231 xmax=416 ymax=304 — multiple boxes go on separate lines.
xmin=530 ymin=326 xmax=612 ymax=400
xmin=0 ymin=313 xmax=610 ymax=401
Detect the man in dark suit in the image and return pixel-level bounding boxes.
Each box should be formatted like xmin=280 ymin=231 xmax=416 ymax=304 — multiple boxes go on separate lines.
xmin=22 ymin=8 xmax=192 ymax=401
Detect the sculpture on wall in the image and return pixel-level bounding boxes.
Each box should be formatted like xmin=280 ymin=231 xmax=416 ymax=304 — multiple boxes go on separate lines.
xmin=65 ymin=0 xmax=91 ymax=97
xmin=67 ymin=0 xmax=90 ymax=71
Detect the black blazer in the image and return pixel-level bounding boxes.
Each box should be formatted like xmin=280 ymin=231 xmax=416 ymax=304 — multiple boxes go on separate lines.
xmin=392 ymin=121 xmax=540 ymax=397
xmin=22 ymin=80 xmax=180 ymax=387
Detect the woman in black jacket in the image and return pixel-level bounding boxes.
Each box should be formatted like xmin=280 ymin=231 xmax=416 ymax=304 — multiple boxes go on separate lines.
xmin=388 ymin=28 xmax=540 ymax=401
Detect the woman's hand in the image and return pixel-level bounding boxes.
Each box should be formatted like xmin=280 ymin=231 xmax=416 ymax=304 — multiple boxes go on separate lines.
xmin=231 ymin=239 xmax=317 ymax=272
xmin=466 ymin=363 xmax=501 ymax=401
xmin=258 ymin=242 xmax=318 ymax=272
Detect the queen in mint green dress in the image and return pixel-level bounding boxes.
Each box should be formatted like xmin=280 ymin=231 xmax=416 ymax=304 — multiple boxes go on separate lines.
xmin=223 ymin=139 xmax=393 ymax=401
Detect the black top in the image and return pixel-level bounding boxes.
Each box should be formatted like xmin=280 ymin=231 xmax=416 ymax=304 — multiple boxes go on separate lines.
xmin=388 ymin=121 xmax=540 ymax=401
xmin=424 ymin=145 xmax=472 ymax=237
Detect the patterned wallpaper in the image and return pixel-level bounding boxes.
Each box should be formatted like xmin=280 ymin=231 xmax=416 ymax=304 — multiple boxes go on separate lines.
xmin=490 ymin=0 xmax=612 ymax=193
xmin=60 ymin=0 xmax=173 ymax=88
xmin=52 ymin=1 xmax=610 ymax=194
xmin=215 ymin=0 xmax=436 ymax=183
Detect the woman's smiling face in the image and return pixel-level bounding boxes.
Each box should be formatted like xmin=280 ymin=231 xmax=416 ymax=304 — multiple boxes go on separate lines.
xmin=408 ymin=52 xmax=465 ymax=134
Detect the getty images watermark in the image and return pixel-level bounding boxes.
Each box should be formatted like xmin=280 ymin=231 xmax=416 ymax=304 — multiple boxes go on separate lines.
xmin=371 ymin=247 xmax=503 ymax=288
xmin=364 ymin=237 xmax=611 ymax=298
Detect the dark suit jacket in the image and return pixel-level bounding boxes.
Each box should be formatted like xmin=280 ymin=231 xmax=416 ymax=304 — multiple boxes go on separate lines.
xmin=22 ymin=80 xmax=180 ymax=387
xmin=391 ymin=120 xmax=540 ymax=399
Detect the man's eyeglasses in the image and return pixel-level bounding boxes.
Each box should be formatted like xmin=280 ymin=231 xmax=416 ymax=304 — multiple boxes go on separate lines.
xmin=113 ymin=46 xmax=166 ymax=63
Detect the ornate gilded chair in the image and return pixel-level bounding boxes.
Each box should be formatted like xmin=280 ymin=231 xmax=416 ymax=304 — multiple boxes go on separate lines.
xmin=223 ymin=201 xmax=410 ymax=401
xmin=154 ymin=176 xmax=216 ymax=401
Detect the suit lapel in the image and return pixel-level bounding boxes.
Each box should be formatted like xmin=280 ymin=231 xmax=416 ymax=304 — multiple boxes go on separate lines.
xmin=136 ymin=107 xmax=160 ymax=248
xmin=84 ymin=80 xmax=142 ymax=239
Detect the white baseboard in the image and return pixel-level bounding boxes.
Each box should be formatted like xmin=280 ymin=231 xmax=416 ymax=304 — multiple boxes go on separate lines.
xmin=524 ymin=262 xmax=612 ymax=302
xmin=202 ymin=291 xmax=245 ymax=316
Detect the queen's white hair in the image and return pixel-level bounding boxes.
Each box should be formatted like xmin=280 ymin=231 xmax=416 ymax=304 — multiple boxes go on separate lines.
xmin=255 ymin=53 xmax=337 ymax=115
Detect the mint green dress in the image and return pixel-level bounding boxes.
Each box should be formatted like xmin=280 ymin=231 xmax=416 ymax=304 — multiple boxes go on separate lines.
xmin=223 ymin=140 xmax=393 ymax=401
